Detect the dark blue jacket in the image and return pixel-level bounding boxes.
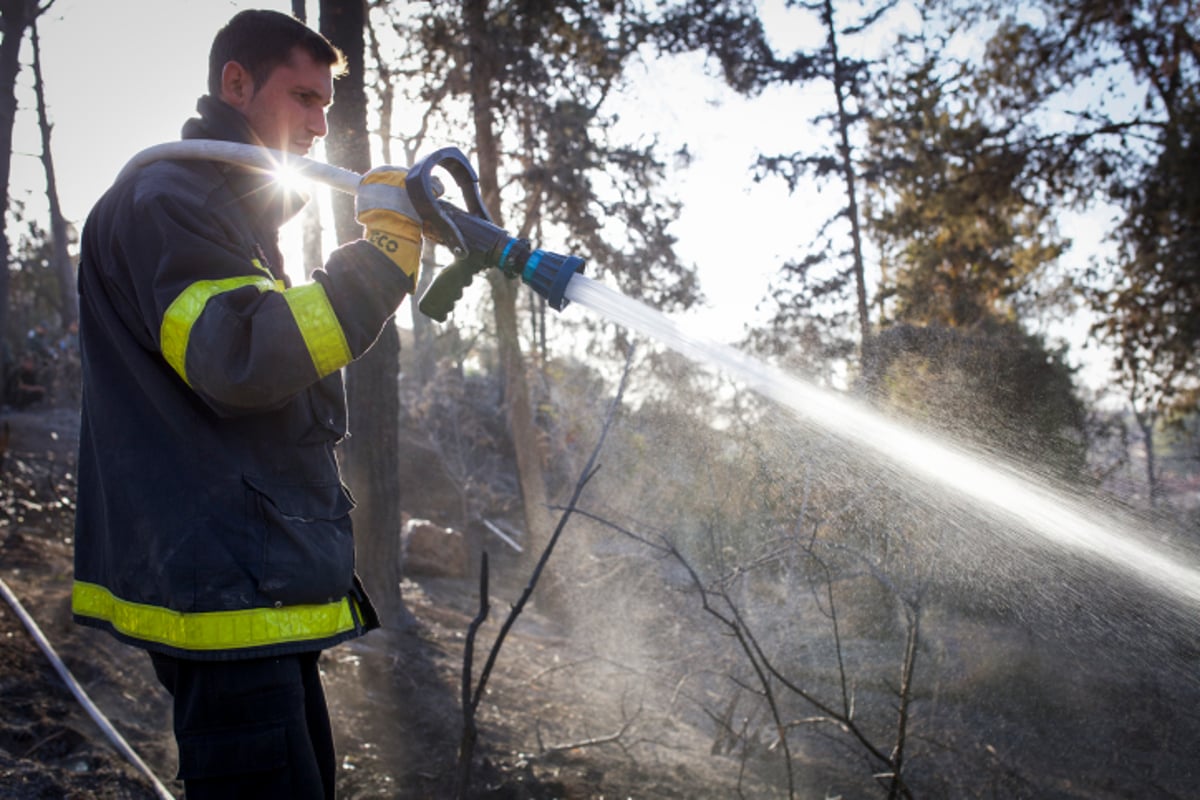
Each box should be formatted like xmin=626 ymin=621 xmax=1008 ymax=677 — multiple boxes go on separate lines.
xmin=72 ymin=96 xmax=411 ymax=659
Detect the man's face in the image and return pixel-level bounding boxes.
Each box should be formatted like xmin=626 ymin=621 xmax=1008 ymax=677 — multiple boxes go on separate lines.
xmin=223 ymin=47 xmax=333 ymax=156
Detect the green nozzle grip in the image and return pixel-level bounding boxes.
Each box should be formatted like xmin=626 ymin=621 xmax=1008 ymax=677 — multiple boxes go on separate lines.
xmin=418 ymin=260 xmax=477 ymax=322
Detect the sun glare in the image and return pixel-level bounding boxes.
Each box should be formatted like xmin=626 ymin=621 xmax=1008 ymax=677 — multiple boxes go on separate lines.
xmin=273 ymin=163 xmax=307 ymax=194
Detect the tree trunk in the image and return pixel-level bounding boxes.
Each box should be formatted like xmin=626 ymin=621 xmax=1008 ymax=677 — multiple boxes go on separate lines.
xmin=0 ymin=0 xmax=35 ymax=362
xmin=300 ymin=198 xmax=323 ymax=278
xmin=822 ymin=0 xmax=871 ymax=357
xmin=31 ymin=19 xmax=73 ymax=330
xmin=364 ymin=11 xmax=435 ymax=384
xmin=410 ymin=245 xmax=436 ymax=382
xmin=320 ymin=0 xmax=407 ymax=627
xmin=463 ymin=0 xmax=554 ymax=567
xmin=293 ymin=3 xmax=324 ymax=281
xmin=1133 ymin=403 xmax=1160 ymax=508
xmin=489 ymin=269 xmax=553 ymax=548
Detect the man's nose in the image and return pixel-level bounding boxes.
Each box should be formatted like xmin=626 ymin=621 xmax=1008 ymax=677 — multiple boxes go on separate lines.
xmin=309 ymin=108 xmax=328 ymax=138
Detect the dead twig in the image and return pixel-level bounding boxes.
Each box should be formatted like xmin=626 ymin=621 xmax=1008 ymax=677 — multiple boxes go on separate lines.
xmin=454 ymin=552 xmax=490 ymax=798
xmin=454 ymin=348 xmax=636 ymax=799
xmin=535 ymin=706 xmax=643 ymax=757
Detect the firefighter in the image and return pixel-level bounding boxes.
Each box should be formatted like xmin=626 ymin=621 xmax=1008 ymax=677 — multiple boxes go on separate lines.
xmin=71 ymin=10 xmax=421 ymax=798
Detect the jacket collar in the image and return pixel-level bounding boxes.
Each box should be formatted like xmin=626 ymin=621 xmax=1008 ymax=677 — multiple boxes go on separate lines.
xmin=181 ymin=95 xmax=308 ymax=231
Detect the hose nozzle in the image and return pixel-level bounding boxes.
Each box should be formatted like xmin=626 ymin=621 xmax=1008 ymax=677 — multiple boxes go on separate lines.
xmin=405 ymin=147 xmax=585 ymax=322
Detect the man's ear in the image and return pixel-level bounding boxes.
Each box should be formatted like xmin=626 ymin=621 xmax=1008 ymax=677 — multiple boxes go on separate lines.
xmin=219 ymin=61 xmax=254 ymax=108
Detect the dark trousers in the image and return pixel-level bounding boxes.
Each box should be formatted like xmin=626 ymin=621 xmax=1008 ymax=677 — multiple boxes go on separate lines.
xmin=149 ymin=650 xmax=336 ymax=800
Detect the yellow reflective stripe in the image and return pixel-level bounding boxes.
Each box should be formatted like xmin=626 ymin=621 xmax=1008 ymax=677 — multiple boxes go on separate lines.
xmin=160 ymin=276 xmax=279 ymax=384
xmin=72 ymin=580 xmax=358 ymax=652
xmin=283 ymin=282 xmax=352 ymax=378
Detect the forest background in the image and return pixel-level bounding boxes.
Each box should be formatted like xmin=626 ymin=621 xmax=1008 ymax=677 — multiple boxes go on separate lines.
xmin=1 ymin=0 xmax=1199 ymax=798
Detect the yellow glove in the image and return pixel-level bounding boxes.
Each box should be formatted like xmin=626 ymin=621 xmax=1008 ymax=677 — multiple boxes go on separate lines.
xmin=355 ymin=166 xmax=423 ymax=284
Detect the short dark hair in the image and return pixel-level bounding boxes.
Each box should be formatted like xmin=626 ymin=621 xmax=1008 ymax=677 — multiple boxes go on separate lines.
xmin=207 ymin=10 xmax=347 ymax=97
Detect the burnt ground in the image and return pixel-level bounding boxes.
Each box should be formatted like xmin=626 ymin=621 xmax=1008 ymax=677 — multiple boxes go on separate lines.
xmin=0 ymin=407 xmax=760 ymax=800
xmin=6 ymin=406 xmax=1200 ymax=800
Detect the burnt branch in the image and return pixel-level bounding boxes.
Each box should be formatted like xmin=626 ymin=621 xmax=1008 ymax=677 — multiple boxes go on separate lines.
xmin=577 ymin=509 xmax=921 ymax=799
xmin=454 ymin=348 xmax=636 ymax=798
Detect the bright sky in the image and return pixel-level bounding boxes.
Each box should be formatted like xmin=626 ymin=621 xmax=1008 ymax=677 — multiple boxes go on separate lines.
xmin=9 ymin=0 xmax=1116 ymax=388
xmin=11 ymin=2 xmax=263 ymax=223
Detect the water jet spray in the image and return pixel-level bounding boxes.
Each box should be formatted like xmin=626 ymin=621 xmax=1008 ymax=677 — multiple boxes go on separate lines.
xmin=561 ymin=278 xmax=1200 ymax=611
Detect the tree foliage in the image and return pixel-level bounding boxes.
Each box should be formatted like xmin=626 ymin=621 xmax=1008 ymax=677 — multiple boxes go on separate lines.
xmin=383 ymin=0 xmax=702 ymax=313
xmin=3 ymin=210 xmax=55 ymax=352
xmin=943 ymin=0 xmax=1200 ymax=418
xmin=649 ymin=0 xmax=812 ymax=92
xmin=1099 ymin=94 xmax=1200 ymax=418
xmin=864 ymin=26 xmax=1068 ymax=330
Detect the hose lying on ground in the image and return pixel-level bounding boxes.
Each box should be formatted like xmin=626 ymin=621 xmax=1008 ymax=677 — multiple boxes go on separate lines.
xmin=0 ymin=576 xmax=176 ymax=800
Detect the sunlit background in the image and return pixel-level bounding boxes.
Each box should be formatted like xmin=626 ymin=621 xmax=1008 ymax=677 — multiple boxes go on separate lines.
xmin=7 ymin=0 xmax=1117 ymax=388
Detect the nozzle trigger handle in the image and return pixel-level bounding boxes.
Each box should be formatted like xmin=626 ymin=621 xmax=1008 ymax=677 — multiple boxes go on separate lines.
xmin=418 ymin=260 xmax=476 ymax=322
xmin=406 ymin=146 xmax=493 ymax=253
xmin=407 ymin=147 xmax=497 ymax=321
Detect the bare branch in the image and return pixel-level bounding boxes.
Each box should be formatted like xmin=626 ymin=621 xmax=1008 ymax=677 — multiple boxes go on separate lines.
xmin=535 ymin=707 xmax=643 ymax=757
xmin=453 ymin=347 xmax=636 ymax=797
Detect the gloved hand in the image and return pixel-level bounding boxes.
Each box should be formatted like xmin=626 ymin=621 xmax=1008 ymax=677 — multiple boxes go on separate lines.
xmin=355 ymin=166 xmax=423 ymax=285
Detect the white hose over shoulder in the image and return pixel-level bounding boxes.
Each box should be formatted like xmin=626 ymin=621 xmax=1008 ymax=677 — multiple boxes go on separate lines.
xmin=0 ymin=577 xmax=175 ymax=799
xmin=117 ymin=140 xmax=363 ymax=195
xmin=118 ymin=139 xmax=447 ymax=235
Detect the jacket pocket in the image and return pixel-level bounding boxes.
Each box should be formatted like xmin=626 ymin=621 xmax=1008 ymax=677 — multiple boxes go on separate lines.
xmin=244 ymin=475 xmax=356 ymax=607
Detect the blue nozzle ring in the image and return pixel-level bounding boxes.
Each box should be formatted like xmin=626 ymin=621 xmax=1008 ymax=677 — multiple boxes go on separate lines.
xmin=548 ymin=256 xmax=584 ymax=310
xmin=521 ymin=251 xmax=585 ymax=311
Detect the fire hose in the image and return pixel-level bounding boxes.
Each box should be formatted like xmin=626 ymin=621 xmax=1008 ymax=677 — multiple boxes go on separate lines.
xmin=118 ymin=142 xmax=586 ymax=320
xmin=0 ymin=576 xmax=176 ymax=799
